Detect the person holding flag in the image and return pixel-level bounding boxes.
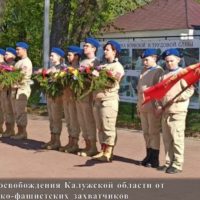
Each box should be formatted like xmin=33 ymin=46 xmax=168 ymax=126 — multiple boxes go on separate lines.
xmin=156 ymin=48 xmax=194 ymax=174
xmin=137 ymin=49 xmax=163 ymax=168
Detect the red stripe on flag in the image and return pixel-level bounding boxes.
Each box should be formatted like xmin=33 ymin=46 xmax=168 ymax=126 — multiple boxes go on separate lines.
xmin=142 ymin=63 xmax=200 ymax=105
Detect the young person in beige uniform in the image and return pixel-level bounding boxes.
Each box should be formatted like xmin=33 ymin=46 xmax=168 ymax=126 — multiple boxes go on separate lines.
xmin=77 ymin=37 xmax=100 ymax=157
xmin=59 ymin=46 xmax=81 ymax=153
xmin=0 ymin=48 xmax=6 ymax=134
xmin=41 ymin=47 xmax=65 ymax=150
xmin=10 ymin=42 xmax=32 ymax=140
xmin=92 ymin=40 xmax=124 ymax=162
xmin=1 ymin=47 xmax=16 ymax=138
xmin=137 ymin=49 xmax=163 ymax=168
xmin=156 ymin=48 xmax=194 ymax=174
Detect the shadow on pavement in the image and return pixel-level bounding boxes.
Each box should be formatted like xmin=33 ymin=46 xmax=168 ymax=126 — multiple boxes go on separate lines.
xmin=0 ymin=137 xmax=45 ymax=151
xmin=114 ymin=155 xmax=141 ymax=165
xmin=74 ymin=155 xmax=141 ymax=167
xmin=74 ymin=159 xmax=106 ymax=167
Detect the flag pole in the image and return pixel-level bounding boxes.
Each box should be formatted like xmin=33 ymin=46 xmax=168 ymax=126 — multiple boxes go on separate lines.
xmin=43 ymin=0 xmax=50 ymax=68
xmin=162 ymin=84 xmax=192 ymax=110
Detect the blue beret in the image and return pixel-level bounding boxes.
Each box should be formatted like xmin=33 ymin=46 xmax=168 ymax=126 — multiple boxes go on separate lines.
xmin=162 ymin=48 xmax=181 ymax=59
xmin=141 ymin=49 xmax=160 ymax=58
xmin=106 ymin=40 xmax=121 ymax=53
xmin=85 ymin=37 xmax=100 ymax=49
xmin=51 ymin=47 xmax=65 ymax=57
xmin=67 ymin=45 xmax=82 ymax=56
xmin=6 ymin=47 xmax=17 ymax=56
xmin=0 ymin=48 xmax=5 ymax=56
xmin=16 ymin=42 xmax=29 ymax=49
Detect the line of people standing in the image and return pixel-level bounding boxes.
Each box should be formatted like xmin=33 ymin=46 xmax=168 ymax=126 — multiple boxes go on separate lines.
xmin=1 ymin=40 xmax=195 ymax=171
xmin=39 ymin=38 xmax=124 ymax=162
xmin=0 ymin=38 xmax=124 ymax=163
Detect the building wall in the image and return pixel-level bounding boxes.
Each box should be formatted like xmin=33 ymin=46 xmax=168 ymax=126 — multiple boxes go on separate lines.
xmin=97 ymin=31 xmax=200 ymax=109
xmin=99 ymin=29 xmax=198 ymax=40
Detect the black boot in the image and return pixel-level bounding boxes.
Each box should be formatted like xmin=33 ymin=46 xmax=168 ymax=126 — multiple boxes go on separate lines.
xmin=146 ymin=149 xmax=159 ymax=168
xmin=139 ymin=148 xmax=152 ymax=166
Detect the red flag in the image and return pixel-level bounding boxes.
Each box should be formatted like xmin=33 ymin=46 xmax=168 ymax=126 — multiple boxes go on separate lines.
xmin=142 ymin=63 xmax=200 ymax=105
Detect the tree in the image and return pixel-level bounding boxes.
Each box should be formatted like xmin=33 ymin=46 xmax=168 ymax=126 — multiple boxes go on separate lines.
xmin=50 ymin=0 xmax=71 ymax=48
xmin=0 ymin=0 xmax=44 ymax=67
xmin=50 ymin=0 xmax=150 ymax=47
xmin=0 ymin=0 xmax=6 ymax=21
xmin=0 ymin=0 xmax=150 ymax=66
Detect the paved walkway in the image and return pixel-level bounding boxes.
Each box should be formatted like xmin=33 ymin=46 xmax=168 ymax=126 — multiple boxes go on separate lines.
xmin=0 ymin=114 xmax=200 ymax=179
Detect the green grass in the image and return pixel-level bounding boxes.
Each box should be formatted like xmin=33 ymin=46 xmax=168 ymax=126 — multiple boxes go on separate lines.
xmin=117 ymin=102 xmax=141 ymax=129
xmin=117 ymin=102 xmax=200 ymax=135
xmin=27 ymin=98 xmax=200 ymax=136
xmin=186 ymin=109 xmax=200 ymax=132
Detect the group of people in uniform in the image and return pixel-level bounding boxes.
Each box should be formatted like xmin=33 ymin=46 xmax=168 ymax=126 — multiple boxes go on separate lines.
xmin=0 ymin=42 xmax=32 ymax=141
xmin=0 ymin=38 xmax=196 ymax=173
xmin=0 ymin=37 xmax=124 ymax=163
xmin=137 ymin=48 xmax=194 ymax=174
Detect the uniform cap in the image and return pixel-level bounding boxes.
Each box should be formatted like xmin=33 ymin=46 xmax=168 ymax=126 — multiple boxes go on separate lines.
xmin=51 ymin=47 xmax=65 ymax=57
xmin=67 ymin=45 xmax=82 ymax=56
xmin=141 ymin=49 xmax=160 ymax=58
xmin=6 ymin=47 xmax=17 ymax=56
xmin=162 ymin=48 xmax=182 ymax=59
xmin=16 ymin=42 xmax=29 ymax=49
xmin=85 ymin=37 xmax=100 ymax=49
xmin=106 ymin=40 xmax=121 ymax=53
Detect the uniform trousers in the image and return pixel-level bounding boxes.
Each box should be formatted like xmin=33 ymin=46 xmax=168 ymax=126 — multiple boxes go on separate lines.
xmin=47 ymin=96 xmax=63 ymax=135
xmin=162 ymin=112 xmax=186 ymax=170
xmin=2 ymin=88 xmax=15 ymax=125
xmin=140 ymin=111 xmax=161 ymax=150
xmin=76 ymin=94 xmax=96 ymax=141
xmin=93 ymin=99 xmax=118 ymax=146
xmin=11 ymin=89 xmax=28 ymax=127
xmin=62 ymin=89 xmax=80 ymax=139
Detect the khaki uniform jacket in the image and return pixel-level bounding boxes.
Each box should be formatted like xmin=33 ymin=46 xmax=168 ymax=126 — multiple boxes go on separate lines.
xmin=137 ymin=65 xmax=164 ymax=112
xmin=160 ymin=68 xmax=194 ymax=113
xmin=93 ymin=61 xmax=125 ymax=102
xmin=92 ymin=60 xmax=124 ymax=145
xmin=15 ymin=57 xmax=32 ymax=99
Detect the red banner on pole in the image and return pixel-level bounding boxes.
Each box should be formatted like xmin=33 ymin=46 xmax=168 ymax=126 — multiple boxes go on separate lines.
xmin=142 ymin=63 xmax=200 ymax=105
